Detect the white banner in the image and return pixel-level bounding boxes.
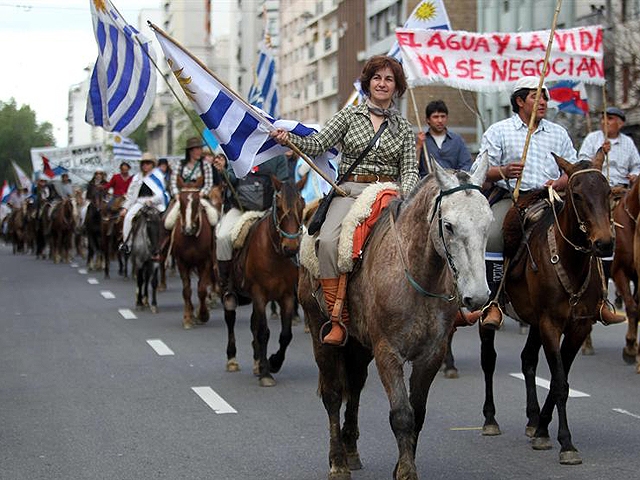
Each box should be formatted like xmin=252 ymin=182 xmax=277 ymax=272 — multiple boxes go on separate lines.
xmin=397 ymin=26 xmax=604 ymax=91
xmin=30 ymin=143 xmax=115 ymax=182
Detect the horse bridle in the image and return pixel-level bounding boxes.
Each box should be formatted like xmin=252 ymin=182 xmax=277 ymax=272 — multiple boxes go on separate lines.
xmin=179 ymin=188 xmax=203 ymax=237
xmin=270 ymin=190 xmax=303 ymax=241
xmin=391 ymin=183 xmax=482 ymax=302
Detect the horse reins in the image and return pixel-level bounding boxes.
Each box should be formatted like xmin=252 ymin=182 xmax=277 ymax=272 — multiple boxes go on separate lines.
xmin=269 ymin=190 xmax=303 ymax=255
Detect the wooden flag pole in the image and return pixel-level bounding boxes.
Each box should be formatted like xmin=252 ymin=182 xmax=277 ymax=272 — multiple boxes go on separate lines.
xmin=409 ymin=87 xmax=431 ymax=175
xmin=602 ymin=84 xmax=610 ymax=183
xmin=512 ymin=0 xmax=563 ymax=202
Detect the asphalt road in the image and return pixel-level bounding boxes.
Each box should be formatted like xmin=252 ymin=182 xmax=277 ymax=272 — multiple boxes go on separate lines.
xmin=0 ymin=244 xmax=638 ymax=480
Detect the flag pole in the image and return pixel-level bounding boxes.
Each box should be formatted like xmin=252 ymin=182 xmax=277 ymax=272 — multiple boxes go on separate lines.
xmin=409 ymin=87 xmax=431 ymax=175
xmin=602 ymin=84 xmax=610 ymax=183
xmin=148 ymin=22 xmax=346 ymax=197
xmin=512 ymin=0 xmax=563 ymax=202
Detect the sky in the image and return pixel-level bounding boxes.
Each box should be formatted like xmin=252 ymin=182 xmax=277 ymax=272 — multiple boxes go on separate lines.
xmin=0 ymin=0 xmax=231 ymax=147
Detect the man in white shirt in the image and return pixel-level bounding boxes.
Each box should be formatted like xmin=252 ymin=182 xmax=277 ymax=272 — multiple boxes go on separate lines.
xmin=578 ymin=107 xmax=640 ymax=187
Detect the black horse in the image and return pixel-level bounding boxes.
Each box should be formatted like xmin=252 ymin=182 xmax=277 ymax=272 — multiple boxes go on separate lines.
xmin=130 ymin=205 xmax=162 ymax=313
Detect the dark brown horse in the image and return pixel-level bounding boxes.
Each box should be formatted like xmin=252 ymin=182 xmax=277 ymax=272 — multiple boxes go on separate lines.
xmin=49 ymin=198 xmax=75 ymax=263
xmin=609 ymin=177 xmax=640 ymax=372
xmin=84 ymin=187 xmax=105 ymax=271
xmin=480 ymin=156 xmax=613 ymax=466
xmin=224 ymin=177 xmax=305 ymax=387
xmin=101 ymin=196 xmax=128 ymax=279
xmin=171 ymin=186 xmax=218 ymax=329
xmin=7 ymin=204 xmax=27 ymax=254
xmin=298 ymin=158 xmax=491 ymax=480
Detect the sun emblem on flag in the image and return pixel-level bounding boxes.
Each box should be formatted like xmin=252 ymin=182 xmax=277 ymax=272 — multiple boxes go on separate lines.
xmin=93 ymin=0 xmax=107 ymax=13
xmin=168 ymin=59 xmax=196 ymax=101
xmin=414 ymin=1 xmax=437 ymax=21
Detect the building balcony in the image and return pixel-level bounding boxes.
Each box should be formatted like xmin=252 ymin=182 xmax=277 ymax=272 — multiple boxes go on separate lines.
xmin=306 ymin=31 xmax=338 ymax=65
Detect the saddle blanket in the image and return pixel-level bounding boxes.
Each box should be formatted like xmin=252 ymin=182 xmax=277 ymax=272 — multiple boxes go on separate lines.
xmin=231 ymin=210 xmax=267 ymax=250
xmin=300 ymin=182 xmax=399 ymax=278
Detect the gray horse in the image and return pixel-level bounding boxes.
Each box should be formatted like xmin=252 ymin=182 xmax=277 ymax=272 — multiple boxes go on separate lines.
xmin=131 ymin=205 xmax=162 ymax=313
xmin=298 ymin=155 xmax=492 ymax=480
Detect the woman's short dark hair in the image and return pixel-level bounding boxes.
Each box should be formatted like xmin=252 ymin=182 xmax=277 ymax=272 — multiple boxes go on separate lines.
xmin=119 ymin=162 xmax=131 ymax=170
xmin=359 ymin=55 xmax=407 ymax=99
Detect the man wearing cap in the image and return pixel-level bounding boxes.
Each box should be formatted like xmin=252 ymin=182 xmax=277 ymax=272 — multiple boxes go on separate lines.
xmin=469 ymin=76 xmax=622 ymax=328
xmin=119 ymin=153 xmax=167 ymax=254
xmin=578 ymin=107 xmax=640 ymax=188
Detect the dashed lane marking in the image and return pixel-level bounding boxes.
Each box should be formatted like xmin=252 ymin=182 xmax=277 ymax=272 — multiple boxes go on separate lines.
xmin=78 ymin=268 xmax=88 ymax=275
xmin=450 ymin=427 xmax=483 ymax=431
xmin=70 ymin=263 xmax=79 ymax=268
xmin=118 ymin=309 xmax=137 ymax=320
xmin=192 ymin=387 xmax=237 ymax=414
xmin=613 ymin=408 xmax=640 ymax=420
xmin=509 ymin=373 xmax=590 ymax=398
xmin=147 ymin=339 xmax=175 ymax=356
xmin=87 ymin=278 xmax=99 ymax=285
xmin=100 ymin=290 xmax=115 ymax=299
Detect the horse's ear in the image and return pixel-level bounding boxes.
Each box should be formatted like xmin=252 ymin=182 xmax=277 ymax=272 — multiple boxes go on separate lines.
xmin=271 ymin=174 xmax=282 ymax=191
xmin=552 ymin=152 xmax=573 ymax=176
xmin=430 ymin=155 xmax=458 ymax=191
xmin=470 ymin=152 xmax=490 ymax=187
xmin=296 ymin=173 xmax=308 ymax=192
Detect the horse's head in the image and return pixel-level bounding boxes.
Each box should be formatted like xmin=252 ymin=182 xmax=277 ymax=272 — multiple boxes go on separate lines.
xmin=554 ymin=153 xmax=613 ymax=257
xmin=178 ymin=189 xmax=201 ymax=236
xmin=271 ymin=175 xmax=306 ymax=257
xmin=429 ymin=154 xmax=493 ymax=310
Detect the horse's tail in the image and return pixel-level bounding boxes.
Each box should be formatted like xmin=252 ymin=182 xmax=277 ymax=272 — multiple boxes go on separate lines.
xmin=633 ymin=212 xmax=640 ymax=275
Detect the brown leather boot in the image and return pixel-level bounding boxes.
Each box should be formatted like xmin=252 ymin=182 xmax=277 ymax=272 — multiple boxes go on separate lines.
xmin=455 ymin=309 xmax=483 ymax=327
xmin=217 ymin=260 xmax=237 ymax=310
xmin=599 ymin=302 xmax=626 ymax=325
xmin=320 ymin=275 xmax=349 ymax=346
xmin=480 ymin=302 xmax=503 ymax=330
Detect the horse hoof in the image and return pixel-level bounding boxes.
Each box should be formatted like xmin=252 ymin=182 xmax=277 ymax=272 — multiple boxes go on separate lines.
xmin=259 ymin=376 xmax=276 ymax=387
xmin=531 ymin=436 xmax=552 ymax=450
xmin=135 ymin=305 xmax=144 ymax=311
xmin=559 ymin=450 xmax=582 ymax=465
xmin=328 ymin=470 xmax=351 ymax=480
xmin=482 ymin=424 xmax=501 ymax=436
xmin=525 ymin=426 xmax=536 ymax=438
xmin=268 ymin=355 xmax=283 ymax=374
xmin=582 ymin=345 xmax=595 ymax=356
xmin=252 ymin=360 xmax=260 ymax=376
xmin=226 ymin=358 xmax=240 ymax=372
xmin=636 ymin=362 xmax=640 ymax=374
xmin=443 ymin=368 xmax=459 ymax=379
xmin=304 ymin=324 xmax=310 ymax=334
xmin=199 ymin=311 xmax=209 ymax=323
xmin=622 ymin=345 xmax=638 ymax=364
xmin=183 ymin=322 xmax=193 ymax=330
xmin=346 ymin=453 xmax=362 ymax=471
xmin=150 ymin=306 xmax=158 ymax=314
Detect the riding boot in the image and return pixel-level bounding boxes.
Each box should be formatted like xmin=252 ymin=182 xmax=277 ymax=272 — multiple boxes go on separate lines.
xmin=218 ymin=260 xmax=237 ymax=310
xmin=454 ymin=309 xmax=483 ymax=327
xmin=320 ymin=274 xmax=349 ymax=346
xmin=598 ymin=301 xmax=626 ymax=325
xmin=480 ymin=257 xmax=504 ymax=330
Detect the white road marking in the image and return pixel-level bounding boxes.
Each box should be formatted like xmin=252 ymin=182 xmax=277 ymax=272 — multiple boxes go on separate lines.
xmin=613 ymin=408 xmax=640 ymax=420
xmin=78 ymin=268 xmax=88 ymax=275
xmin=146 ymin=339 xmax=175 ymax=356
xmin=70 ymin=263 xmax=79 ymax=268
xmin=509 ymin=373 xmax=590 ymax=398
xmin=192 ymin=387 xmax=237 ymax=414
xmin=87 ymin=278 xmax=99 ymax=285
xmin=100 ymin=290 xmax=115 ymax=299
xmin=118 ymin=309 xmax=137 ymax=320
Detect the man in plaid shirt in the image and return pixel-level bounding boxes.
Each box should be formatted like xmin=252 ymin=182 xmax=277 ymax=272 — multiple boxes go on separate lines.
xmin=471 ymin=76 xmax=624 ymax=328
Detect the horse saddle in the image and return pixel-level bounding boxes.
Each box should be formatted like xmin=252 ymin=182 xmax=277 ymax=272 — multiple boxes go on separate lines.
xmin=300 ymin=182 xmax=399 ymax=278
xmin=230 ymin=211 xmax=267 ymax=250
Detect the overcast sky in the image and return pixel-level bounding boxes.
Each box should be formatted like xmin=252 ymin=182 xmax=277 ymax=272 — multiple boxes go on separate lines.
xmin=0 ymin=0 xmax=231 ymax=147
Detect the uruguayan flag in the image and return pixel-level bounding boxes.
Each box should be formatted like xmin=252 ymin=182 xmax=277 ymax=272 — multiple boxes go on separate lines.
xmin=247 ymin=40 xmax=278 ymax=117
xmin=1 ymin=181 xmax=13 ymax=203
xmin=152 ymin=24 xmax=337 ymax=180
xmin=86 ymin=0 xmax=156 ymax=136
xmin=112 ymin=134 xmax=142 ymax=161
xmin=12 ymin=161 xmax=32 ymax=191
xmin=148 ymin=168 xmax=170 ymax=207
xmin=388 ymin=0 xmax=451 ymax=60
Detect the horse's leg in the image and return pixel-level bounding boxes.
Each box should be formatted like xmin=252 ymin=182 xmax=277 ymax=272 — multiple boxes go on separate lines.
xmin=268 ymin=295 xmax=294 ymax=374
xmin=479 ymin=324 xmax=501 ymax=435
xmin=373 ymin=341 xmax=417 ymax=480
xmin=341 ymin=342 xmax=372 ymax=471
xmin=224 ymin=307 xmax=240 ymax=372
xmin=196 ymin=263 xmax=211 ymax=324
xmin=135 ymin=266 xmax=144 ymax=309
xmin=408 ymin=353 xmax=444 ymax=457
xmin=442 ymin=330 xmax=458 ymax=378
xmin=521 ymin=325 xmax=542 ymax=437
xmin=250 ymin=296 xmax=274 ymax=387
xmin=616 ymin=271 xmax=639 ymax=362
xmin=150 ymin=263 xmax=159 ymax=314
xmin=292 ymin=285 xmax=301 ymax=326
xmin=178 ymin=263 xmax=194 ymax=329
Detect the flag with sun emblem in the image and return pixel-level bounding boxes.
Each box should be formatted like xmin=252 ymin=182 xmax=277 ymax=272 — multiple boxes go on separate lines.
xmin=387 ymin=0 xmax=451 ymax=60
xmin=85 ymin=0 xmax=157 ymax=136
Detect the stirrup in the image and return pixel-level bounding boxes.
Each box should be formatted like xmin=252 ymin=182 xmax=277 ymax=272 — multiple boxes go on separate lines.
xmin=481 ymin=301 xmax=504 ymax=330
xmin=599 ymin=299 xmax=626 ymax=326
xmin=319 ymin=320 xmax=348 ymax=347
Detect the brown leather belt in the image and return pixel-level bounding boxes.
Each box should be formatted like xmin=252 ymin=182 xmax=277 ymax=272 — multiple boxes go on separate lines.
xmin=345 ymin=174 xmax=395 ymax=183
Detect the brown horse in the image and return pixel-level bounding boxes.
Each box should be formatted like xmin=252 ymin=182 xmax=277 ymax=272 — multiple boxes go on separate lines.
xmin=298 ymin=158 xmax=491 ymax=480
xmin=49 ymin=198 xmax=76 ymax=263
xmin=224 ymin=177 xmax=305 ymax=386
xmin=7 ymin=204 xmax=27 ymax=254
xmin=480 ymin=156 xmax=613 ymax=466
xmin=84 ymin=187 xmax=105 ymax=271
xmin=171 ymin=185 xmax=218 ymax=329
xmin=101 ymin=196 xmax=128 ymax=279
xmin=608 ymin=177 xmax=640 ymax=372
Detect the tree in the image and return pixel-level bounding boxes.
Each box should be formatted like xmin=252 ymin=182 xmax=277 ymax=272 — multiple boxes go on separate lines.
xmin=0 ymin=98 xmax=55 ymax=185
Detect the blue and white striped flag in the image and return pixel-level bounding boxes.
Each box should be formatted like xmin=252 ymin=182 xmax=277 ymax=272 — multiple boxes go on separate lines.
xmin=112 ymin=134 xmax=142 ymax=161
xmin=387 ymin=0 xmax=451 ymax=61
xmin=85 ymin=0 xmax=156 ymax=136
xmin=152 ymin=24 xmax=337 ymax=180
xmin=247 ymin=40 xmax=278 ymax=117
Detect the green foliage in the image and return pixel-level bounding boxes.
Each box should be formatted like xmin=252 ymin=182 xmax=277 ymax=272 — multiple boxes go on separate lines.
xmin=171 ymin=104 xmax=203 ymax=155
xmin=0 ymin=98 xmax=55 ymax=185
xmin=128 ymin=108 xmax=150 ymax=152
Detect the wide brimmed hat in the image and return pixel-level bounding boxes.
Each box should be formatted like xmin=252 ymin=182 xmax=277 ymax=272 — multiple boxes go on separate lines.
xmin=604 ymin=107 xmax=626 ymax=122
xmin=140 ymin=152 xmax=157 ymax=165
xmin=512 ymin=76 xmax=549 ymax=97
xmin=185 ymin=137 xmax=204 ymax=150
